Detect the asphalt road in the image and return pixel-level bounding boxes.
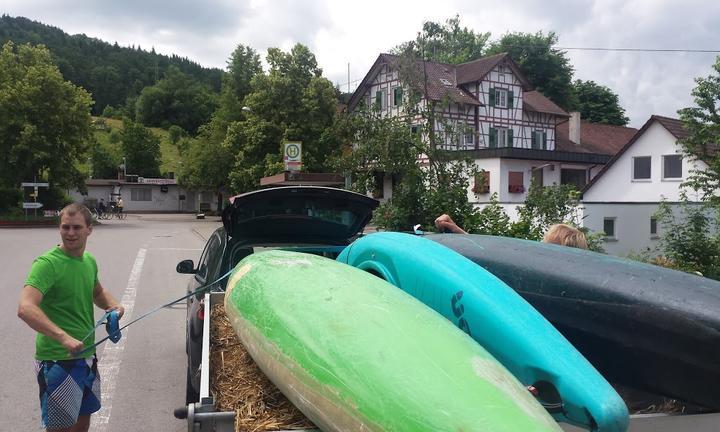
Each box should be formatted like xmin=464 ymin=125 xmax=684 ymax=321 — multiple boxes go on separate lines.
xmin=0 ymin=214 xmax=222 ymax=431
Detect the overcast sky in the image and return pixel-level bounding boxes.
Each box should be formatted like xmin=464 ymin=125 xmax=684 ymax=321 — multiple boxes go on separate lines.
xmin=4 ymin=0 xmax=719 ymax=127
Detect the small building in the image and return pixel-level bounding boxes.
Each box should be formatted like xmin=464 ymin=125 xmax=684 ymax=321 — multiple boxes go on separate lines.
xmin=68 ymin=177 xmax=219 ymax=213
xmin=581 ymin=115 xmax=711 ymax=256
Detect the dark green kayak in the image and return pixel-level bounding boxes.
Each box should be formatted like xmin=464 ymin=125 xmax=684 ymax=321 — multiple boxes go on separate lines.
xmin=428 ymin=233 xmax=720 ymax=410
xmin=224 ymin=250 xmax=562 ymax=432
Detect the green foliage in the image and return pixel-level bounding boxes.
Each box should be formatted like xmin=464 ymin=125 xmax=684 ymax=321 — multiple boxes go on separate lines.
xmin=37 ymin=186 xmax=71 ymax=210
xmin=0 ymin=15 xmax=222 ymax=114
xmin=468 ymin=193 xmax=511 ymax=237
xmin=0 ymin=185 xmax=22 ymax=212
xmin=486 ymin=31 xmax=576 ymax=110
xmin=225 ymin=44 xmax=340 ymax=193
xmin=393 ymin=15 xmax=490 ymax=64
xmin=0 ymin=41 xmax=93 ymax=190
xmin=655 ymin=198 xmax=720 ymax=280
xmin=168 ymin=125 xmax=185 ymax=145
xmin=120 ymin=118 xmax=161 ymax=177
xmin=571 ymin=80 xmax=629 ymax=126
xmin=135 ymin=66 xmax=218 ymax=134
xmin=513 ymin=182 xmax=583 ymax=240
xmin=677 ymin=56 xmax=720 ymax=207
xmin=90 ymin=139 xmax=118 ymax=179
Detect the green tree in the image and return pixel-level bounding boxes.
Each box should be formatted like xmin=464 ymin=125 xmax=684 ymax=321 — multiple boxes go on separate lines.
xmin=0 ymin=41 xmax=93 ymax=192
xmin=90 ymin=140 xmax=119 ymax=179
xmin=135 ymin=66 xmax=218 ymax=134
xmin=511 ymin=182 xmax=583 ymax=240
xmin=120 ymin=118 xmax=161 ymax=177
xmin=393 ymin=15 xmax=490 ymax=64
xmin=168 ymin=125 xmax=185 ymax=145
xmin=572 ymin=80 xmax=629 ymax=126
xmin=678 ymin=56 xmax=720 ymax=206
xmin=178 ymin=136 xmax=234 ymax=212
xmin=226 ymin=44 xmax=340 ymax=192
xmin=486 ymin=32 xmax=576 ymax=110
xmin=655 ymin=197 xmax=720 ymax=279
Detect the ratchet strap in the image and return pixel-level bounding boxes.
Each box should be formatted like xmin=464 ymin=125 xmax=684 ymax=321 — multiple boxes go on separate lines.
xmin=77 ymin=267 xmax=234 ymax=357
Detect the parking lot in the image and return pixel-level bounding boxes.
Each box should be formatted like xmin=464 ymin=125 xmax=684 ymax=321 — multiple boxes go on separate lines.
xmin=1 ymin=214 xmax=221 ymax=431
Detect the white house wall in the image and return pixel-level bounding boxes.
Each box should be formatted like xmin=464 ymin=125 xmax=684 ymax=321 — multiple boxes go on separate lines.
xmin=583 ymin=122 xmax=707 ymax=202
xmin=581 ymin=203 xmax=663 ymax=256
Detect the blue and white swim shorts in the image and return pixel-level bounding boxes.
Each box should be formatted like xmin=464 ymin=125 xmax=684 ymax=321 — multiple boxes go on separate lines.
xmin=35 ymin=356 xmax=101 ymax=429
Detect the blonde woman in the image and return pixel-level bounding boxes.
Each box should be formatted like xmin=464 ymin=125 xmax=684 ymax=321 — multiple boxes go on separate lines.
xmin=543 ymin=224 xmax=588 ymax=250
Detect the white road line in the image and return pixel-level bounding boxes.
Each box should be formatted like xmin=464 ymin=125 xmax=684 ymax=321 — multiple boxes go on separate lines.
xmin=149 ymin=247 xmax=202 ymax=251
xmin=91 ymin=247 xmax=146 ymax=432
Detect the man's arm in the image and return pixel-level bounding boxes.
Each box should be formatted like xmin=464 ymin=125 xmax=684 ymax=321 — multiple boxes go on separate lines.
xmin=17 ymin=285 xmax=84 ymax=354
xmin=93 ymin=281 xmax=125 ymax=318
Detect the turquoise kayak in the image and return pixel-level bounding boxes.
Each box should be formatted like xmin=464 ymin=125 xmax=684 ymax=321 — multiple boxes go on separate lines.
xmin=224 ymin=250 xmax=561 ymax=432
xmin=337 ymin=232 xmax=629 ymax=431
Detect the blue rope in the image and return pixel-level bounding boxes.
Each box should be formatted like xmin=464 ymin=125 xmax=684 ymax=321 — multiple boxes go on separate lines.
xmin=77 ymin=268 xmax=235 ymax=357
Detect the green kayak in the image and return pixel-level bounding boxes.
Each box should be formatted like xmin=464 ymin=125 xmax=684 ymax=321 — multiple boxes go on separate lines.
xmin=224 ymin=250 xmax=561 ymax=432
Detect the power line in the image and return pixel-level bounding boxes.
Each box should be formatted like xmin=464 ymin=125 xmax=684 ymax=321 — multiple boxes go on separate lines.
xmin=557 ymin=46 xmax=720 ymax=53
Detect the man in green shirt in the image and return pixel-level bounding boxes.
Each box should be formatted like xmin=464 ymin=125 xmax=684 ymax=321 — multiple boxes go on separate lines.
xmin=18 ymin=203 xmax=124 ymax=432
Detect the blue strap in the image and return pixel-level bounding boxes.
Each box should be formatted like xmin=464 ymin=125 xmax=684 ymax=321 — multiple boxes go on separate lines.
xmin=77 ymin=267 xmax=234 ymax=356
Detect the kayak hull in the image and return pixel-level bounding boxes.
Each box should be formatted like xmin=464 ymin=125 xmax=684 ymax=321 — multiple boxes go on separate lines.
xmin=338 ymin=232 xmax=629 ymax=431
xmin=428 ymin=233 xmax=720 ymax=410
xmin=224 ymin=250 xmax=561 ymax=432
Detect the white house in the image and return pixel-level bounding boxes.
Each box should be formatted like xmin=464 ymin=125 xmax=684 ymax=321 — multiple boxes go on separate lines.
xmin=581 ymin=115 xmax=711 ymax=256
xmin=348 ymin=53 xmax=636 ymax=218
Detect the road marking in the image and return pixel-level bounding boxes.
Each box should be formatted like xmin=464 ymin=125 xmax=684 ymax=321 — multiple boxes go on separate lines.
xmin=91 ymin=247 xmax=146 ymax=431
xmin=149 ymin=247 xmax=203 ymax=251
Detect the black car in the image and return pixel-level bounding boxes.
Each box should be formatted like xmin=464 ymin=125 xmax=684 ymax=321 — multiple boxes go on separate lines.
xmin=176 ymin=186 xmax=378 ymax=403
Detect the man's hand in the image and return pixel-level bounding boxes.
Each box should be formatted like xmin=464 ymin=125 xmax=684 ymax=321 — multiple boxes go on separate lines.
xmin=60 ymin=333 xmax=85 ymax=355
xmin=107 ymin=305 xmax=125 ymax=319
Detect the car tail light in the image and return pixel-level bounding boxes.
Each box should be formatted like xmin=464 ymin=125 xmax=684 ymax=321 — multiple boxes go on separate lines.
xmin=197 ymin=303 xmax=205 ymax=321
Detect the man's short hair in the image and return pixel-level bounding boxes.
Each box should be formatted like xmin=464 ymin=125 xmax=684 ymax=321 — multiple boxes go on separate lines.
xmin=59 ymin=203 xmax=93 ymax=227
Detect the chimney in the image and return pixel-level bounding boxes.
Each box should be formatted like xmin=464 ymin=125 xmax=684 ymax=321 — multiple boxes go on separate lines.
xmin=569 ymin=111 xmax=581 ymax=145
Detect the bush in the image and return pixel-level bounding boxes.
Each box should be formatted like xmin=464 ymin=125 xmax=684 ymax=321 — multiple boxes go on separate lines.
xmin=0 ymin=186 xmax=22 ymax=212
xmin=37 ymin=187 xmax=72 ymax=211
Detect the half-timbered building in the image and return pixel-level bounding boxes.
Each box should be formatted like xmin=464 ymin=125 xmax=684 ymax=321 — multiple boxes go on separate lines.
xmin=348 ymin=53 xmax=636 ymax=216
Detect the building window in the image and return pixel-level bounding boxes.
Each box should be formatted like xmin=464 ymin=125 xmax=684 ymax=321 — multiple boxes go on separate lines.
xmin=561 ymin=168 xmax=587 ymax=190
xmin=489 ymin=88 xmax=514 ymax=109
xmin=508 ymin=171 xmax=524 ymax=193
xmin=489 ymin=127 xmax=513 ymax=148
xmin=392 ymin=87 xmax=403 ymax=106
xmin=375 ymin=90 xmax=386 ymax=110
xmin=532 ymin=130 xmax=547 ymax=150
xmin=603 ymin=218 xmax=616 ymax=239
xmin=131 ymin=188 xmax=151 ymax=201
xmin=464 ymin=126 xmax=475 ymax=147
xmin=662 ymin=154 xmax=683 ymax=180
xmin=650 ymin=217 xmax=658 ymax=236
xmin=473 ymin=170 xmax=490 ymax=194
xmin=633 ymin=156 xmax=651 ymax=180
xmin=411 ymin=124 xmax=420 ymax=134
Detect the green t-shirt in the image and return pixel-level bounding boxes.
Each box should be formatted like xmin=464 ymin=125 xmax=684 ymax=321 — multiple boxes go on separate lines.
xmin=25 ymin=246 xmax=98 ymax=360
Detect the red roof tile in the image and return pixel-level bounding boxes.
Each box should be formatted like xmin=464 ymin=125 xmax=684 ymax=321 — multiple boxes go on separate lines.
xmin=555 ymin=119 xmax=636 ymax=155
xmin=524 ymin=91 xmax=569 ymax=117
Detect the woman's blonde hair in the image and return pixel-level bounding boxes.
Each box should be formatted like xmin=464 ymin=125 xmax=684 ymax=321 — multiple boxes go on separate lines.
xmin=543 ymin=224 xmax=588 ymax=249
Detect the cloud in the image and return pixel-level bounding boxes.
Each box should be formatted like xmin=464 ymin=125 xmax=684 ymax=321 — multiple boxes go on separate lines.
xmin=3 ymin=0 xmax=719 ymax=127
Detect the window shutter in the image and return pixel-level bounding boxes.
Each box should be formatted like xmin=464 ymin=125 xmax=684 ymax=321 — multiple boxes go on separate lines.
xmin=375 ymin=91 xmax=381 ymax=107
xmin=542 ymin=131 xmax=547 ymax=150
xmin=507 ymin=90 xmax=514 ymax=109
xmin=489 ymin=127 xmax=497 ymax=148
xmin=489 ymin=88 xmax=495 ymax=107
xmin=507 ymin=129 xmax=514 ymax=147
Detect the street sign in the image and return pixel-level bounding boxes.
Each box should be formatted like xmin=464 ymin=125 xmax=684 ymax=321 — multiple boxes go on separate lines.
xmin=21 ymin=182 xmax=49 ymax=187
xmin=23 ymin=202 xmax=43 ymax=209
xmin=284 ymin=141 xmax=302 ymax=171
